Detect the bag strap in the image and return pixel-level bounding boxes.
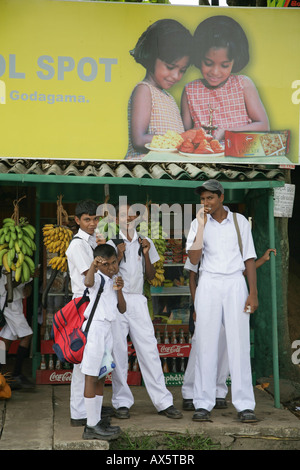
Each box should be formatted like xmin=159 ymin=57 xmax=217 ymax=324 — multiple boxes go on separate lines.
xmin=111 ymin=233 xmax=126 ymax=262
xmin=84 ymin=274 xmax=105 ymax=335
xmin=233 ymin=212 xmax=243 ymax=257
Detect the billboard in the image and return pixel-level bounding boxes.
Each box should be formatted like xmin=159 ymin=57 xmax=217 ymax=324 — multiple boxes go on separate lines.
xmin=0 ymin=0 xmax=299 ymax=165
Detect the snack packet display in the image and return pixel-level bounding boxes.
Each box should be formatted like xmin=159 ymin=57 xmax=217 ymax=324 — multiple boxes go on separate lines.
xmin=225 ymin=130 xmax=290 ymax=157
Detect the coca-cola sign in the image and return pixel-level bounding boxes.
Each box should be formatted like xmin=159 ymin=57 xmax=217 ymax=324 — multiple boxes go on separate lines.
xmin=49 ymin=371 xmax=72 ymax=383
xmin=158 ymin=344 xmax=191 ymax=357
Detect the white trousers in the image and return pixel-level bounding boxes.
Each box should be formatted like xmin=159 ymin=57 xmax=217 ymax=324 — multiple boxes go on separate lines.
xmin=182 ymin=324 xmax=229 ymax=400
xmin=111 ymin=293 xmax=173 ymax=412
xmin=193 ymin=271 xmax=255 ymax=412
xmin=70 ymin=363 xmax=86 ymax=419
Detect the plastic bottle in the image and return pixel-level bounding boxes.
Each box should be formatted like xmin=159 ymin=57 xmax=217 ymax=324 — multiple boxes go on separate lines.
xmin=99 ymin=350 xmax=116 ymax=379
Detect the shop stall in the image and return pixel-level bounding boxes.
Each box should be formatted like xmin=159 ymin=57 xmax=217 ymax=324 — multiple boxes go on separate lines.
xmin=0 ymin=159 xmax=285 ymax=407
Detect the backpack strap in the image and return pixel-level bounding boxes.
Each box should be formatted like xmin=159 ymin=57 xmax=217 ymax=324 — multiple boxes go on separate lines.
xmin=83 ymin=274 xmax=105 ymax=335
xmin=233 ymin=212 xmax=243 ymax=257
xmin=110 ymin=233 xmax=126 ymax=262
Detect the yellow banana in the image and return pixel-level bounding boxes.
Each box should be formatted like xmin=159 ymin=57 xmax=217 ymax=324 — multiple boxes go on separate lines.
xmin=15 ymin=265 xmax=22 ymax=282
xmin=2 ymin=253 xmax=10 ymax=272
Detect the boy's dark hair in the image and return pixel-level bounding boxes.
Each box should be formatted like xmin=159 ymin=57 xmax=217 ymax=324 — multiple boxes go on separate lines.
xmin=93 ymin=243 xmax=116 ymax=259
xmin=192 ymin=15 xmax=249 ymax=73
xmin=75 ymin=199 xmax=98 ymax=218
xmin=131 ymin=19 xmax=193 ymax=73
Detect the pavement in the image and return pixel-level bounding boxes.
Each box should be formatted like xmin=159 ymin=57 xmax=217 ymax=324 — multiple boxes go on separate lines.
xmin=1 ymin=380 xmax=300 ymax=452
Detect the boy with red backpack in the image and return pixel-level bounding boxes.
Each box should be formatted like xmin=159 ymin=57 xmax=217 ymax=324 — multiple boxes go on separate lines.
xmin=80 ymin=243 xmax=126 ymax=441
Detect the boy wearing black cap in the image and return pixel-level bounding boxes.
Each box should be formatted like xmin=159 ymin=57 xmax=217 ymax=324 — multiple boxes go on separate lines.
xmin=186 ymin=179 xmax=258 ymax=423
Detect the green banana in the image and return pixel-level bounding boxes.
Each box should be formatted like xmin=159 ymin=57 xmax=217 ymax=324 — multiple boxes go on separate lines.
xmin=2 ymin=218 xmax=15 ymax=225
xmin=22 ymin=225 xmax=35 ymax=240
xmin=24 ymin=255 xmax=35 ymax=274
xmin=22 ymin=260 xmax=30 ymax=282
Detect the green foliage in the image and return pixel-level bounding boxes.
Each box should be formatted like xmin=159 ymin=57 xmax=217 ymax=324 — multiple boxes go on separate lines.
xmin=110 ymin=431 xmax=222 ymax=450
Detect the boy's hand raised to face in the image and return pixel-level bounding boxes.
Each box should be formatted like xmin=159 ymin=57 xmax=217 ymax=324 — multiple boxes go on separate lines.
xmin=139 ymin=237 xmax=150 ymax=255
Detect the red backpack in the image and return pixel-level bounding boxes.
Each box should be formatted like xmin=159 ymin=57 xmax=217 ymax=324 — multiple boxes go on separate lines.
xmin=51 ymin=276 xmax=104 ymax=364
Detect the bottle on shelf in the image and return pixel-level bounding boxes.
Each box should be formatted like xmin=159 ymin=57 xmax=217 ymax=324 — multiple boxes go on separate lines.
xmin=188 ymin=332 xmax=192 ymax=344
xmin=180 ymin=357 xmax=185 ymax=373
xmin=171 ymin=357 xmax=177 ymax=373
xmin=156 ymin=329 xmax=162 ymax=344
xmin=162 ymin=358 xmax=169 ymax=373
xmin=55 ymin=358 xmax=61 ymax=370
xmin=179 ymin=329 xmax=185 ymax=344
xmin=44 ymin=326 xmax=50 ymax=341
xmin=48 ymin=354 xmax=54 ymax=370
xmin=132 ymin=357 xmax=139 ymax=372
xmin=40 ymin=354 xmax=46 ymax=370
xmin=171 ymin=330 xmax=177 ymax=344
xmin=164 ymin=330 xmax=169 ymax=344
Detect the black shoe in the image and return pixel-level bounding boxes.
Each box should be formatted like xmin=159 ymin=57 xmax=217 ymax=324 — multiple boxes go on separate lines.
xmin=158 ymin=405 xmax=183 ymax=419
xmin=192 ymin=408 xmax=211 ymax=422
xmin=214 ymin=398 xmax=227 ymax=409
xmin=70 ymin=418 xmax=87 ymax=427
xmin=10 ymin=375 xmax=35 ymax=391
xmin=114 ymin=407 xmax=130 ymax=419
xmin=100 ymin=416 xmax=121 ymax=432
xmin=182 ymin=399 xmax=195 ymax=411
xmin=102 ymin=405 xmax=115 ymax=417
xmin=82 ymin=421 xmax=121 ymax=441
xmin=238 ymin=409 xmax=258 ymax=423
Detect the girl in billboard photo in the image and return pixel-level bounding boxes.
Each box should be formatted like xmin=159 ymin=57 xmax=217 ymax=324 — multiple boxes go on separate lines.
xmin=181 ymin=15 xmax=269 ymax=142
xmin=125 ymin=19 xmax=192 ymax=160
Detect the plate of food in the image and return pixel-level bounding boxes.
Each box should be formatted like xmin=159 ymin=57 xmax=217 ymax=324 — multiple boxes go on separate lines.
xmin=179 ymin=150 xmax=224 ymax=157
xmin=145 ymin=143 xmax=178 ymax=153
xmin=177 ymin=128 xmax=224 ymax=156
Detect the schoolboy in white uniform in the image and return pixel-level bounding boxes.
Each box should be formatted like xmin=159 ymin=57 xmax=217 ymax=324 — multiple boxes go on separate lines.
xmin=186 ymin=180 xmax=258 ymax=423
xmin=81 ymin=243 xmax=125 ymax=440
xmin=108 ymin=203 xmax=182 ymax=419
xmin=0 ymin=268 xmax=35 ymax=389
xmin=181 ymin=258 xmax=228 ymax=411
xmin=66 ymin=199 xmax=113 ymax=426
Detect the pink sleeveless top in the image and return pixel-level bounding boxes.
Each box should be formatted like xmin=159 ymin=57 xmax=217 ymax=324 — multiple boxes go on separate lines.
xmin=125 ymin=81 xmax=184 ymax=160
xmin=184 ymin=75 xmax=252 ymax=130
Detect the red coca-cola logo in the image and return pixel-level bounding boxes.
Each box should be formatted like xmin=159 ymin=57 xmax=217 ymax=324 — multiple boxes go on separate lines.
xmin=49 ymin=371 xmax=72 ymax=382
xmin=159 ymin=344 xmax=190 ymax=357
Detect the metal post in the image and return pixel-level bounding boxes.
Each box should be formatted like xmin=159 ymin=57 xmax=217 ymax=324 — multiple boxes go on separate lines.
xmin=268 ymin=189 xmax=280 ymax=408
xmin=32 ymin=188 xmax=41 ymax=378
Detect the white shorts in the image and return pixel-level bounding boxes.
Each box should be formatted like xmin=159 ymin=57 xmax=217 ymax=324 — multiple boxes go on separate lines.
xmin=0 ymin=299 xmax=33 ymax=341
xmin=80 ymin=319 xmax=113 ymax=377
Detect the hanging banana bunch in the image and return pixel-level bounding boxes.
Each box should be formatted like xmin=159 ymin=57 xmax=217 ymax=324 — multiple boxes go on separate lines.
xmin=97 ymin=217 xmax=119 ymax=241
xmin=42 ymin=195 xmax=73 ymax=273
xmin=138 ymin=217 xmax=167 ymax=288
xmin=0 ymin=196 xmax=37 ymax=283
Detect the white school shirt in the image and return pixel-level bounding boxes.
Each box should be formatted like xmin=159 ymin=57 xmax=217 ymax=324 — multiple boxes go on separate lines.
xmin=83 ymin=272 xmax=117 ymax=322
xmin=0 ymin=268 xmax=28 ymax=310
xmin=65 ymin=228 xmax=97 ymax=298
xmin=107 ymin=230 xmax=160 ymax=295
xmin=186 ymin=207 xmax=256 ymax=275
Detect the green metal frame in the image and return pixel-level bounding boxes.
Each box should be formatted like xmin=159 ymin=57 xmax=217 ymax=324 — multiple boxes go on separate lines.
xmin=0 ymin=172 xmax=284 ymax=407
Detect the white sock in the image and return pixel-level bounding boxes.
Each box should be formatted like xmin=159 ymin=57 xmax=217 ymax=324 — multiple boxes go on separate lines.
xmin=95 ymin=395 xmax=103 ymax=422
xmin=84 ymin=397 xmax=98 ymax=427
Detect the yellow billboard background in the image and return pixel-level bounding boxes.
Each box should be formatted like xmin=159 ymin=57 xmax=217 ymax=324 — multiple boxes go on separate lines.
xmin=0 ymin=0 xmax=299 ymax=163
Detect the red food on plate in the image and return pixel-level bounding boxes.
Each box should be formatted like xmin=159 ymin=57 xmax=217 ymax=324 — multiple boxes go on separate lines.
xmin=210 ymin=139 xmax=224 ymax=153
